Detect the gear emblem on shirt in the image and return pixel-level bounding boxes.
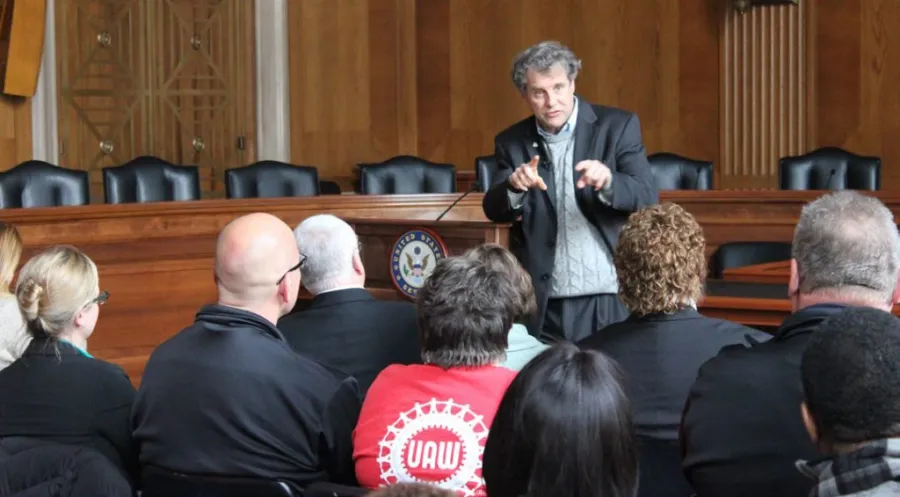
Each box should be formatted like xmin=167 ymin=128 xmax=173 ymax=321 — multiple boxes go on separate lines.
xmin=376 ymin=398 xmax=488 ymax=496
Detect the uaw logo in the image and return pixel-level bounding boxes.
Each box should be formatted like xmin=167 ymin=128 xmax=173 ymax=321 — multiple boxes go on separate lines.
xmin=377 ymin=398 xmax=489 ymax=497
xmin=390 ymin=229 xmax=448 ymax=299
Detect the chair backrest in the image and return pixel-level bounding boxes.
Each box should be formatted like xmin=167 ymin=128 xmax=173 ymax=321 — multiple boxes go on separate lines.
xmin=647 ymin=153 xmax=713 ymax=190
xmin=304 ymin=482 xmax=369 ymax=497
xmin=475 ymin=155 xmax=499 ymax=192
xmin=103 ymin=156 xmax=201 ymax=204
xmin=319 ymin=180 xmax=342 ymax=195
xmin=0 ymin=437 xmax=132 ymax=497
xmin=141 ymin=466 xmax=297 ymax=497
xmin=358 ymin=155 xmax=456 ymax=194
xmin=779 ymin=147 xmax=881 ymax=190
xmin=709 ymin=241 xmax=793 ymax=279
xmin=0 ymin=160 xmax=90 ymax=208
xmin=225 ymin=161 xmax=319 ymax=199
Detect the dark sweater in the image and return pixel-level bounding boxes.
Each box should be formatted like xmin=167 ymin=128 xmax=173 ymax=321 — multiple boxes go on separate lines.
xmin=133 ymin=304 xmax=361 ymax=491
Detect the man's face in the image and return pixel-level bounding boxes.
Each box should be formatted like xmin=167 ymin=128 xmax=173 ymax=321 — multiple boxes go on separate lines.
xmin=522 ymin=63 xmax=576 ymax=133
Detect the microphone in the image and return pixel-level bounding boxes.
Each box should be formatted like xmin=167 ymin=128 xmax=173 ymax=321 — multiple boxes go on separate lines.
xmin=826 ymin=168 xmax=837 ymax=190
xmin=436 ymin=182 xmax=480 ymax=221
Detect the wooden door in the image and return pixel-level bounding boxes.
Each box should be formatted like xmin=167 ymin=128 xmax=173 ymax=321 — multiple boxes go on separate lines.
xmin=56 ymin=0 xmax=256 ymax=201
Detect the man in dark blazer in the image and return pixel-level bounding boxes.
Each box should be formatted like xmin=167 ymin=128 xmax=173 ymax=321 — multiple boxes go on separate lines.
xmin=278 ymin=214 xmax=421 ymax=396
xmin=483 ymin=40 xmax=658 ymax=343
xmin=682 ymin=191 xmax=900 ymax=497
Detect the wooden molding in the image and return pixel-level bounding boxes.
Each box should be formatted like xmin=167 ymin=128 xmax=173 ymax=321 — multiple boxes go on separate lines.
xmin=720 ymin=0 xmax=811 ymax=188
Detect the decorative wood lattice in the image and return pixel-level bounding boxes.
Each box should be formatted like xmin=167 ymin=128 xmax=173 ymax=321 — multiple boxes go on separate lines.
xmin=56 ymin=0 xmax=256 ymax=200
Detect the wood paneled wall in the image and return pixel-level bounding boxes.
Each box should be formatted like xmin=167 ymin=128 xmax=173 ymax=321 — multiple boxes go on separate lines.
xmin=288 ymin=0 xmax=900 ymax=191
xmin=0 ymin=95 xmax=31 ymax=170
xmin=720 ymin=1 xmax=812 ymax=189
xmin=813 ymin=0 xmax=900 ymax=188
xmin=287 ymin=0 xmax=721 ymax=188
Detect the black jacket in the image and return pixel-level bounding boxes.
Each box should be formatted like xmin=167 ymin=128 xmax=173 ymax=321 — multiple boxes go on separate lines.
xmin=482 ymin=98 xmax=658 ymax=335
xmin=0 ymin=338 xmax=138 ymax=485
xmin=278 ymin=288 xmax=421 ymax=396
xmin=581 ymin=308 xmax=770 ymax=441
xmin=0 ymin=437 xmax=132 ymax=497
xmin=681 ymin=303 xmax=849 ymax=497
xmin=132 ymin=305 xmax=361 ymax=491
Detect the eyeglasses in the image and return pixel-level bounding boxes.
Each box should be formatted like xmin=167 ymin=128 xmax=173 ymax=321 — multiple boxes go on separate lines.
xmin=92 ymin=290 xmax=109 ymax=306
xmin=276 ymin=254 xmax=306 ymax=284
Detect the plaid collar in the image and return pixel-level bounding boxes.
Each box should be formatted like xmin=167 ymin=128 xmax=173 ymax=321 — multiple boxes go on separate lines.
xmin=797 ymin=439 xmax=900 ymax=496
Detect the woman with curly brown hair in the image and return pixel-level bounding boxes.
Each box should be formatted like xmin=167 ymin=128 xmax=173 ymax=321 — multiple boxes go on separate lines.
xmin=579 ymin=203 xmax=769 ymax=497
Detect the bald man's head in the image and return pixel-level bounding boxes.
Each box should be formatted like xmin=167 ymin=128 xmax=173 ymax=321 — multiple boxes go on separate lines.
xmin=215 ymin=213 xmax=301 ymax=321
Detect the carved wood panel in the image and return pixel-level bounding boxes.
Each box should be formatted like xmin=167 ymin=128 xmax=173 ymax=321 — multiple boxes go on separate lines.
xmin=719 ymin=0 xmax=813 ymax=189
xmin=56 ymin=0 xmax=256 ymax=200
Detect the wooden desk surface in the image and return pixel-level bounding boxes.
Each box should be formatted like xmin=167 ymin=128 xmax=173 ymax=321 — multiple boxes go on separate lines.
xmin=722 ymin=261 xmax=791 ymax=285
xmin=4 ymin=189 xmax=897 ymax=384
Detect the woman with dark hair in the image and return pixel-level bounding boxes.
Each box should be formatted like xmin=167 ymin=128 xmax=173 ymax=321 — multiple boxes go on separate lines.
xmin=483 ymin=343 xmax=637 ymax=497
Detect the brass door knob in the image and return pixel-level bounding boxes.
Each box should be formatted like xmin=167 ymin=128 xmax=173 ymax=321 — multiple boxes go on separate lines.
xmin=192 ymin=137 xmax=205 ymax=152
xmin=99 ymin=140 xmax=114 ymax=154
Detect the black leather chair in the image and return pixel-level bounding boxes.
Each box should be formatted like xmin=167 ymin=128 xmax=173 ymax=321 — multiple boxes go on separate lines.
xmin=708 ymin=241 xmax=793 ymax=279
xmin=225 ymin=161 xmax=319 ymax=198
xmin=0 ymin=161 xmax=90 ymax=208
xmin=358 ymin=156 xmax=456 ymax=194
xmin=475 ymin=155 xmax=499 ymax=192
xmin=141 ymin=467 xmax=297 ymax=497
xmin=304 ymin=482 xmax=368 ymax=497
xmin=319 ymin=180 xmax=341 ymax=195
xmin=103 ymin=156 xmax=200 ymax=204
xmin=647 ymin=153 xmax=713 ymax=190
xmin=779 ymin=147 xmax=880 ymax=191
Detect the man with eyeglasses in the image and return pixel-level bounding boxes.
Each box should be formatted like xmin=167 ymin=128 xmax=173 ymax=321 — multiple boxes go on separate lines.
xmin=133 ymin=213 xmax=361 ymax=492
xmin=278 ymin=214 xmax=421 ymax=396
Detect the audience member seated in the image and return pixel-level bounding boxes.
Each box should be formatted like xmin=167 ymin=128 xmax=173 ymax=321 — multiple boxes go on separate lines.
xmin=0 ymin=223 xmax=26 ymax=372
xmin=278 ymin=215 xmax=421 ymax=395
xmin=463 ymin=244 xmax=548 ymax=370
xmin=796 ymin=307 xmax=900 ymax=496
xmin=0 ymin=438 xmax=132 ymax=497
xmin=681 ymin=191 xmax=900 ymax=497
xmin=353 ymin=257 xmax=518 ymax=495
xmin=483 ymin=344 xmax=637 ymax=497
xmin=581 ymin=203 xmax=768 ymax=497
xmin=0 ymin=246 xmax=138 ymax=485
xmin=133 ymin=213 xmax=361 ymax=492
xmin=367 ymin=483 xmax=456 ymax=497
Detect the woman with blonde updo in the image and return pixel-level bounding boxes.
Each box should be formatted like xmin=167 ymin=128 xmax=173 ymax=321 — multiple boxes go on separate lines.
xmin=0 ymin=245 xmax=138 ymax=485
xmin=0 ymin=222 xmax=26 ymax=371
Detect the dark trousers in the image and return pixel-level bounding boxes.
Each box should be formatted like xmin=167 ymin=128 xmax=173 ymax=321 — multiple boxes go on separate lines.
xmin=542 ymin=293 xmax=628 ymax=343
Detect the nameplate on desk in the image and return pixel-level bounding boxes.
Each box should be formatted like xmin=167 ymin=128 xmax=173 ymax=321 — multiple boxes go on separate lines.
xmin=390 ymin=228 xmax=448 ymax=299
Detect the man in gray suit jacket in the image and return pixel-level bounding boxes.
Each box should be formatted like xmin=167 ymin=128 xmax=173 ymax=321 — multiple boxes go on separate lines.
xmin=483 ymin=40 xmax=658 ymax=343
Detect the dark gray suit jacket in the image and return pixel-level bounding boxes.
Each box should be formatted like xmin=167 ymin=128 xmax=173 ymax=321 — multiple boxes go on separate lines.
xmin=278 ymin=288 xmax=421 ymax=396
xmin=482 ymin=98 xmax=658 ymax=335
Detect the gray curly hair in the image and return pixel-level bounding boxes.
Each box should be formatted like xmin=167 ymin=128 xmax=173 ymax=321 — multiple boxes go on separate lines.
xmin=510 ymin=41 xmax=582 ymax=92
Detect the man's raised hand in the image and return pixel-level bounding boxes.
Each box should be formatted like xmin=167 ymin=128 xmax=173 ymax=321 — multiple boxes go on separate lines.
xmin=508 ymin=155 xmax=548 ymax=192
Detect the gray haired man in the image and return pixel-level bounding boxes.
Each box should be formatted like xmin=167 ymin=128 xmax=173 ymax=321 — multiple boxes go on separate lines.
xmin=482 ymin=40 xmax=658 ymax=343
xmin=681 ymin=191 xmax=900 ymax=497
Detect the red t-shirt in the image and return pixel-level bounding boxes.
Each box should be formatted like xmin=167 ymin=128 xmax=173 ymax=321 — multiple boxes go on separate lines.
xmin=353 ymin=363 xmax=517 ymax=496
